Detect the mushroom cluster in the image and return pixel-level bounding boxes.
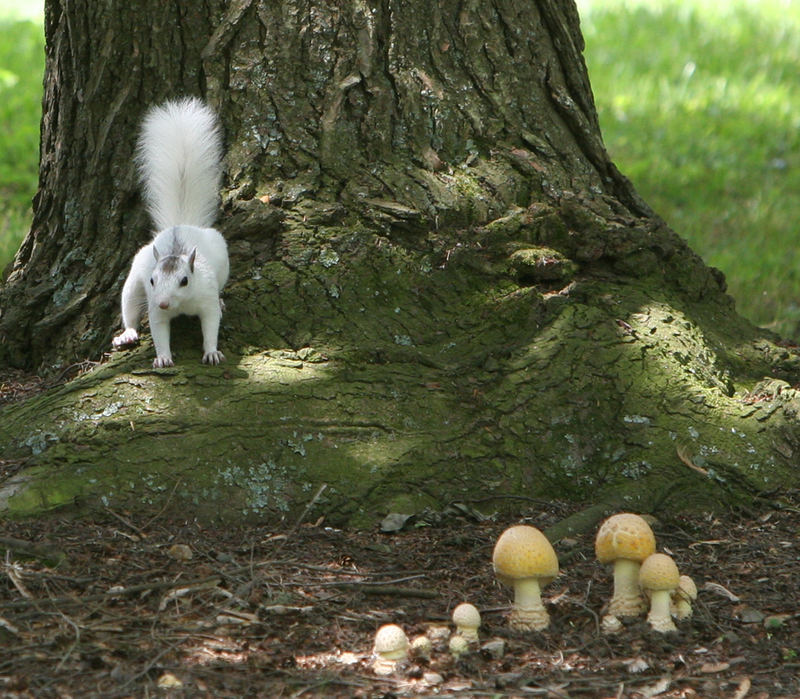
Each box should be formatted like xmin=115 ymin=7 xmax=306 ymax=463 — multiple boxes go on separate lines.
xmin=370 ymin=601 xmax=489 ymax=674
xmin=595 ymin=513 xmax=656 ymax=617
xmin=594 ymin=512 xmax=697 ymax=633
xmin=370 ymin=511 xmax=698 ymax=677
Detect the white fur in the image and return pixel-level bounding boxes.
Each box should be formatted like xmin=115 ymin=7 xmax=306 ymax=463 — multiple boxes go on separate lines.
xmin=112 ymin=99 xmax=228 ymax=367
xmin=136 ymin=97 xmax=222 ymax=230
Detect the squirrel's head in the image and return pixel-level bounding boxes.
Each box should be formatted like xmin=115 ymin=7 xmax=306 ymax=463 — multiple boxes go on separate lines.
xmin=149 ymin=245 xmax=197 ymax=310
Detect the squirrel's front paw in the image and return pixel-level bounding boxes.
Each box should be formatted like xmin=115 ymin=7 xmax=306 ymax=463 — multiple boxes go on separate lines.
xmin=202 ymin=350 xmax=226 ymax=365
xmin=112 ymin=329 xmax=139 ymax=348
xmin=153 ymin=355 xmax=174 ymax=368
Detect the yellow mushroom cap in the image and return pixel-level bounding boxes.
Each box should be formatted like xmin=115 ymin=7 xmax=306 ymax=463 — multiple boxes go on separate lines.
xmin=492 ymin=524 xmax=558 ymax=586
xmin=595 ymin=513 xmax=656 ymax=564
xmin=677 ymin=574 xmax=698 ymax=600
xmin=639 ymin=553 xmax=680 ymax=591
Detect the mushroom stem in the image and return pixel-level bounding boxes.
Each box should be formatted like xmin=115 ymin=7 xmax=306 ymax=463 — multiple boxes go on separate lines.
xmin=510 ymin=577 xmax=549 ymax=631
xmin=647 ymin=589 xmax=677 ymax=633
xmin=610 ymin=558 xmax=646 ymax=616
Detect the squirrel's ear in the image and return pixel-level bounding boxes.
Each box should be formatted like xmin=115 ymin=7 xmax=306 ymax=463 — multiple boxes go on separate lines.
xmin=188 ymin=247 xmax=197 ymax=273
xmin=152 ymin=245 xmax=161 ymax=262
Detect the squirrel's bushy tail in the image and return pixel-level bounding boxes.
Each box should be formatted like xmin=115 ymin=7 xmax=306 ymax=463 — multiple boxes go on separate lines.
xmin=136 ymin=97 xmax=222 ymax=231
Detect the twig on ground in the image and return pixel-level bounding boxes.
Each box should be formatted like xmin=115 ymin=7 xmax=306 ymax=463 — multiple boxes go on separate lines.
xmin=275 ymin=483 xmax=328 ymax=553
xmin=4 ymin=554 xmax=33 ymax=599
xmin=104 ymin=507 xmax=147 ymax=538
xmin=54 ymin=611 xmax=81 ymax=672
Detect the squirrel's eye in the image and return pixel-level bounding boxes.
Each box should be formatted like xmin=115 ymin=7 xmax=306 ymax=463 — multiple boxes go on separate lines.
xmin=149 ymin=278 xmax=154 ymax=286
xmin=180 ymin=277 xmax=188 ymax=287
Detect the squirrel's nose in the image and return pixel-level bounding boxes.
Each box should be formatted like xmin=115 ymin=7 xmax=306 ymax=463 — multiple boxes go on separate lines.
xmin=159 ymin=301 xmax=170 ymax=310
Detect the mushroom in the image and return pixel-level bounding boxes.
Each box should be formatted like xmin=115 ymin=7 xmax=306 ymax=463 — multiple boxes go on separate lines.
xmin=409 ymin=634 xmax=432 ymax=660
xmin=595 ymin=513 xmax=656 ymax=617
xmin=452 ymin=602 xmax=481 ymax=642
xmin=672 ymin=574 xmax=697 ymax=620
xmin=449 ymin=634 xmax=469 ymax=658
xmin=639 ymin=553 xmax=680 ymax=633
xmin=372 ymin=624 xmax=409 ymax=675
xmin=601 ymin=614 xmax=622 ymax=635
xmin=426 ymin=625 xmax=450 ymax=642
xmin=492 ymin=524 xmax=559 ymax=631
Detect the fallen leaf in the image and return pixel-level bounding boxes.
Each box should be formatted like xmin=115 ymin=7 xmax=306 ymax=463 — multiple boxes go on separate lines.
xmin=700 ymin=661 xmax=730 ymax=673
xmin=423 ymin=672 xmax=444 ymax=685
xmin=479 ymin=638 xmax=505 ymax=660
xmin=622 ymin=657 xmax=650 ymax=673
xmin=380 ymin=513 xmax=414 ymax=533
xmin=444 ymin=680 xmax=473 ymax=691
xmin=157 ymin=673 xmax=182 ymax=688
xmin=639 ymin=676 xmax=670 ymax=697
xmin=167 ymin=544 xmax=193 ymax=561
xmin=703 ymin=581 xmax=740 ymax=602
xmin=732 ymin=676 xmax=751 ymax=699
xmin=738 ymin=607 xmax=765 ymax=624
xmin=215 ymin=611 xmax=259 ymax=625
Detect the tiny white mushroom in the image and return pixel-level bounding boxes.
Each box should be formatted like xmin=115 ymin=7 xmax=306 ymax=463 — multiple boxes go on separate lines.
xmin=372 ymin=624 xmax=409 ymax=675
xmin=449 ymin=634 xmax=469 ymax=658
xmin=639 ymin=553 xmax=680 ymax=633
xmin=672 ymin=574 xmax=698 ymax=620
xmin=601 ymin=614 xmax=622 ymax=634
xmin=492 ymin=524 xmax=559 ymax=631
xmin=595 ymin=513 xmax=656 ymax=617
xmin=452 ymin=602 xmax=481 ymax=642
xmin=409 ymin=634 xmax=432 ymax=660
xmin=426 ymin=624 xmax=450 ymax=643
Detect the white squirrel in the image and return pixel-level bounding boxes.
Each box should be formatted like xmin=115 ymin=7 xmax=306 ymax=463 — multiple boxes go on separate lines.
xmin=112 ymin=98 xmax=229 ymax=368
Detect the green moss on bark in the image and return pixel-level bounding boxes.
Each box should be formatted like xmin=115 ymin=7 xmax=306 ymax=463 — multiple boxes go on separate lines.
xmin=3 ymin=2 xmax=799 ymax=526
xmin=3 ymin=211 xmax=798 ymax=524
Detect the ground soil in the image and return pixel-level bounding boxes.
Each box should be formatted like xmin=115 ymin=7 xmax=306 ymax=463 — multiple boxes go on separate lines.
xmin=1 ymin=371 xmax=799 ymax=698
xmin=1 ymin=495 xmax=798 ymax=698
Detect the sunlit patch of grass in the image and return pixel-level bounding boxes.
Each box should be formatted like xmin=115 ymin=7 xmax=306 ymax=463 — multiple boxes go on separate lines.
xmin=0 ymin=5 xmax=43 ymax=271
xmin=579 ymin=0 xmax=800 ymax=338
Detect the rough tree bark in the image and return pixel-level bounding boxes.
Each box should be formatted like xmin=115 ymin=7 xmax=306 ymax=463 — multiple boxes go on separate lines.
xmin=1 ymin=0 xmax=799 ymax=527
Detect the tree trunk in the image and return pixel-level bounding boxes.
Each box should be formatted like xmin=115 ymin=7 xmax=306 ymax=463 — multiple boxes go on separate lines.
xmin=2 ymin=0 xmax=799 ymax=526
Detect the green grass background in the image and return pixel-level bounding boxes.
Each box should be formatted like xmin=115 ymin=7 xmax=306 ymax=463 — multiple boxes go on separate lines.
xmin=0 ymin=0 xmax=43 ymax=267
xmin=1 ymin=1 xmax=799 ymax=337
xmin=579 ymin=0 xmax=800 ymax=338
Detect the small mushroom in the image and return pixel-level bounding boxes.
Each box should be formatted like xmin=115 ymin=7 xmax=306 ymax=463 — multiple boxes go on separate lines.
xmin=492 ymin=524 xmax=559 ymax=631
xmin=409 ymin=634 xmax=432 ymax=660
xmin=639 ymin=553 xmax=680 ymax=633
xmin=672 ymin=574 xmax=697 ymax=620
xmin=424 ymin=624 xmax=450 ymax=653
xmin=372 ymin=624 xmax=409 ymax=675
xmin=601 ymin=614 xmax=622 ymax=634
xmin=595 ymin=513 xmax=656 ymax=617
xmin=452 ymin=602 xmax=481 ymax=642
xmin=448 ymin=634 xmax=469 ymax=658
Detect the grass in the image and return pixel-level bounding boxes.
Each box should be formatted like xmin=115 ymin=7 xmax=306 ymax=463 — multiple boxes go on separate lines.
xmin=0 ymin=0 xmax=44 ymax=269
xmin=578 ymin=0 xmax=800 ymax=338
xmin=1 ymin=1 xmax=799 ymax=337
